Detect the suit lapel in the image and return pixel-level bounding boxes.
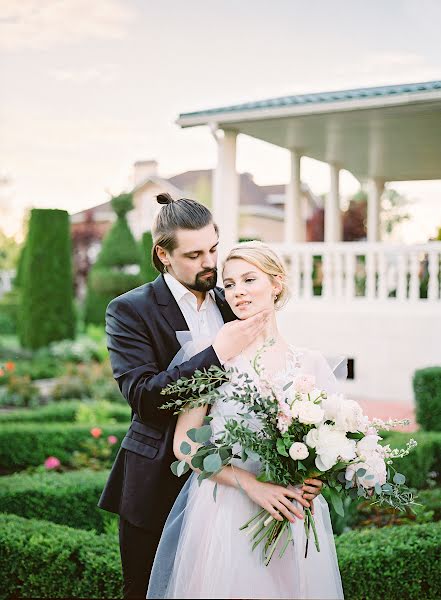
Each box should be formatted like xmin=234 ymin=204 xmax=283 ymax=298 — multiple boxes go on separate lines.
xmin=152 ymin=275 xmax=189 ymax=333
xmin=214 ymin=287 xmax=237 ymax=323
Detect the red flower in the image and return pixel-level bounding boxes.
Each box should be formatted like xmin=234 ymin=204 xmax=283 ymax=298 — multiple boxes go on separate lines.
xmin=5 ymin=361 xmax=15 ymax=372
xmin=90 ymin=427 xmax=102 ymax=438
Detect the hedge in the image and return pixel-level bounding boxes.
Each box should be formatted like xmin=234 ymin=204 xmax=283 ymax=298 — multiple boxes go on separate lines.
xmin=0 ymin=514 xmax=122 ymax=600
xmin=0 ymin=400 xmax=130 ymax=424
xmin=413 ymin=366 xmax=441 ymax=431
xmin=381 ymin=430 xmax=441 ymax=489
xmin=0 ymin=470 xmax=113 ymax=533
xmin=337 ymin=521 xmax=441 ymax=599
xmin=19 ymin=209 xmax=76 ymax=349
xmin=0 ymin=515 xmax=440 ymax=599
xmin=0 ymin=423 xmax=128 ymax=470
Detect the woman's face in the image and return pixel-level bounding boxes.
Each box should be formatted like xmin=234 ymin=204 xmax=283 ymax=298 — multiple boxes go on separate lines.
xmin=223 ymin=258 xmax=281 ymax=319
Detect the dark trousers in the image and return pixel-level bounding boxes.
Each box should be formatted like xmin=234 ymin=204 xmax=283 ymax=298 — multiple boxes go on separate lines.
xmin=118 ymin=517 xmax=162 ymax=599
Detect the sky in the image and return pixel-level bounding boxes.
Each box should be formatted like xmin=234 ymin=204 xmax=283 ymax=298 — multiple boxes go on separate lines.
xmin=1 ymin=0 xmax=441 ymax=242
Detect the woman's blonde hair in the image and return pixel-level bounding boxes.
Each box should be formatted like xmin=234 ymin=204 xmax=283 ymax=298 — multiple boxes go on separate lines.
xmin=223 ymin=240 xmax=290 ymax=309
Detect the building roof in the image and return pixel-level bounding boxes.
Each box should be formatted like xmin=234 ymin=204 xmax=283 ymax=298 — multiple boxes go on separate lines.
xmin=178 ymin=80 xmax=441 ymax=122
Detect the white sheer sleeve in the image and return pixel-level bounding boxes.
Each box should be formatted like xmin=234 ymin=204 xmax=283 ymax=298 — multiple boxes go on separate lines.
xmin=299 ymin=349 xmax=347 ymax=394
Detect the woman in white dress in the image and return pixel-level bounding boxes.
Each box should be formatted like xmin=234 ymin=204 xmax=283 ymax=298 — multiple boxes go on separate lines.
xmin=147 ymin=241 xmax=344 ymax=599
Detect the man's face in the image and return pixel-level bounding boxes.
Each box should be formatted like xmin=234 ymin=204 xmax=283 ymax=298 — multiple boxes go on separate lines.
xmin=160 ymin=224 xmax=219 ymax=292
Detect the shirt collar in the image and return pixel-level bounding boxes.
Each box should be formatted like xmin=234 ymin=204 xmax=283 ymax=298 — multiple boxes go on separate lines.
xmin=164 ymin=273 xmax=216 ymax=305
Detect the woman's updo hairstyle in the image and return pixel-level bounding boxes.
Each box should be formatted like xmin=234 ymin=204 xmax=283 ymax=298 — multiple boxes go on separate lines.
xmin=223 ymin=240 xmax=290 ymax=310
xmin=151 ymin=192 xmax=217 ymax=273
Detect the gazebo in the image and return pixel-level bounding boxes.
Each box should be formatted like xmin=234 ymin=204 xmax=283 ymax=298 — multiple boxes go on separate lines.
xmin=177 ymin=80 xmax=441 ymax=404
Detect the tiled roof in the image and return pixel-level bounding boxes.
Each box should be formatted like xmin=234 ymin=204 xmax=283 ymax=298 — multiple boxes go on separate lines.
xmin=179 ymin=80 xmax=441 ymax=120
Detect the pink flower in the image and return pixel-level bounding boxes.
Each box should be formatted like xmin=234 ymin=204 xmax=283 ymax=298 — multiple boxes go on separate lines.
xmin=90 ymin=427 xmax=102 ymax=438
xmin=293 ymin=374 xmax=316 ymax=394
xmin=107 ymin=435 xmax=118 ymax=445
xmin=44 ymin=456 xmax=61 ymax=470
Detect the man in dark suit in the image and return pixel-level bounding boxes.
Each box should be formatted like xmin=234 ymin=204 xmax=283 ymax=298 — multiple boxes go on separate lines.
xmin=98 ymin=193 xmax=270 ymax=598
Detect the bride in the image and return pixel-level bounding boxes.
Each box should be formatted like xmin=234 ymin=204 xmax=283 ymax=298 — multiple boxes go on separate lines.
xmin=147 ymin=241 xmax=344 ymax=599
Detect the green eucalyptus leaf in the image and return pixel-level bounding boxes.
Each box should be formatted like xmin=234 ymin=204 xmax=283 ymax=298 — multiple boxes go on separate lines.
xmin=203 ymin=453 xmax=222 ymax=473
xmin=277 ymin=438 xmax=289 ymax=457
xmin=180 ymin=441 xmax=192 ymax=455
xmin=393 ymin=472 xmax=406 ymax=485
xmin=186 ymin=428 xmax=198 ymax=443
xmin=328 ymin=487 xmax=345 ymax=517
xmin=170 ymin=460 xmax=180 ymax=476
xmin=195 ymin=425 xmax=212 ymax=444
xmin=176 ymin=460 xmax=189 ymax=477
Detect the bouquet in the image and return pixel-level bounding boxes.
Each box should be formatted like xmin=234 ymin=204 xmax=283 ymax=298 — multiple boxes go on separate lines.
xmin=161 ymin=342 xmax=417 ymax=565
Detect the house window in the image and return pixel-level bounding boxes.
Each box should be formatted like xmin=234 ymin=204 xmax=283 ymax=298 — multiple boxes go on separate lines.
xmin=347 ymin=358 xmax=355 ymax=380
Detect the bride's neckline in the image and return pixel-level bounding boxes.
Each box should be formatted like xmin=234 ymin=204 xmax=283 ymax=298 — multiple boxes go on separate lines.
xmin=238 ymin=344 xmax=302 ymax=380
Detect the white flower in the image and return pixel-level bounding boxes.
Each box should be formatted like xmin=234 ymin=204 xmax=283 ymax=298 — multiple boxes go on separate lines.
xmin=334 ymin=399 xmax=368 ymax=433
xmin=289 ymin=442 xmax=309 ymax=461
xmin=293 ymin=374 xmax=316 ymax=394
xmin=291 ymin=400 xmax=324 ymax=425
xmin=304 ymin=424 xmax=356 ymax=472
xmin=356 ymin=434 xmax=383 ymax=459
xmin=321 ymin=393 xmax=345 ymax=421
xmin=345 ymin=454 xmax=387 ymax=489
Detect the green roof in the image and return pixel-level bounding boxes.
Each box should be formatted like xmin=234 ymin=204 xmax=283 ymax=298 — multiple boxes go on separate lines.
xmin=179 ymin=80 xmax=441 ymax=120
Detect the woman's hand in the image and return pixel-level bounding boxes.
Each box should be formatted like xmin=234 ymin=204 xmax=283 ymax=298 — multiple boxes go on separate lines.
xmin=242 ymin=477 xmax=310 ymax=523
xmin=301 ymin=478 xmax=323 ymax=515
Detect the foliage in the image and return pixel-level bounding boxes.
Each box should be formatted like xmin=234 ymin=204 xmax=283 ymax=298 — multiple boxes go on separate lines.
xmin=0 ymin=513 xmax=123 ymax=599
xmin=0 ymin=374 xmax=39 ymax=407
xmin=0 ymin=289 xmax=19 ymax=334
xmin=51 ymin=360 xmax=123 ymax=403
xmin=0 ymin=399 xmax=130 ymax=424
xmin=413 ymin=367 xmax=441 ymax=431
xmin=0 ymin=422 xmax=127 ymax=471
xmin=336 ymin=522 xmax=441 ymax=600
xmin=140 ymin=230 xmax=157 ymax=283
xmin=381 ymin=430 xmax=441 ymax=489
xmin=0 ymin=228 xmax=21 ymax=270
xmin=19 ymin=209 xmax=76 ymax=349
xmin=84 ymin=193 xmax=143 ymax=325
xmin=0 ymin=469 xmax=113 ymax=532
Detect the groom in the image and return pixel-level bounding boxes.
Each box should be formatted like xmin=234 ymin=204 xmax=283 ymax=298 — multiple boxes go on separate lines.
xmin=98 ymin=193 xmax=272 ymax=598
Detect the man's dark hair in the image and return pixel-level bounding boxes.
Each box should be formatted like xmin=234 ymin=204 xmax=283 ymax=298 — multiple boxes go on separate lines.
xmin=151 ymin=192 xmax=218 ymax=273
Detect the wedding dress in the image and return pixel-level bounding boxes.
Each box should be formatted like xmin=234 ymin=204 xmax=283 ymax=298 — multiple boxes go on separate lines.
xmin=147 ymin=337 xmax=345 ymax=599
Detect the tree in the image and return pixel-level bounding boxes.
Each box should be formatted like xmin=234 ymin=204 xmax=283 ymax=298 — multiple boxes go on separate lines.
xmin=19 ymin=209 xmax=75 ymax=349
xmin=84 ymin=193 xmax=143 ymax=325
xmin=140 ymin=231 xmax=158 ymax=283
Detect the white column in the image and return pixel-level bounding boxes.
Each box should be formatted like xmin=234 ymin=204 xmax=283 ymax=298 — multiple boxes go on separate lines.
xmin=212 ymin=129 xmax=239 ymax=257
xmin=284 ymin=150 xmax=304 ymax=243
xmin=325 ymin=163 xmax=341 ymax=242
xmin=367 ymin=178 xmax=384 ymax=242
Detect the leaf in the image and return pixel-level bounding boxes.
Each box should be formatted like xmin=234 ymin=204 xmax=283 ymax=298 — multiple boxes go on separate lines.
xmin=213 ymin=483 xmax=218 ymax=502
xmin=297 ymin=461 xmax=307 ymax=471
xmin=186 ymin=428 xmax=198 ymax=443
xmin=203 ymin=453 xmax=222 ymax=473
xmin=190 ymin=454 xmax=204 ymax=470
xmin=245 ymin=449 xmax=260 ymax=461
xmin=176 ymin=460 xmax=189 ymax=477
xmin=170 ymin=460 xmax=180 ymax=476
xmin=197 ymin=471 xmax=212 ymax=485
xmin=219 ymin=447 xmax=232 ymax=461
xmin=374 ymin=483 xmax=382 ymax=495
xmin=393 ymin=472 xmax=406 ymax=485
xmin=283 ymin=381 xmax=293 ymax=391
xmin=195 ymin=425 xmax=212 ymax=444
xmin=328 ymin=487 xmax=345 ymax=517
xmin=356 ymin=468 xmax=367 ymax=477
xmin=277 ymin=438 xmax=289 ymax=457
xmin=180 ymin=441 xmax=192 ymax=455
xmin=337 ymin=472 xmax=346 ymax=484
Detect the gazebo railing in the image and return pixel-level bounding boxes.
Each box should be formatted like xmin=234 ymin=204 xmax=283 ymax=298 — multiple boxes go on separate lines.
xmin=271 ymin=242 xmax=441 ymax=303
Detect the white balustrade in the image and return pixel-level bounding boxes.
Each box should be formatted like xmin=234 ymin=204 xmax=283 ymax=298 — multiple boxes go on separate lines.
xmin=271 ymin=242 xmax=441 ymax=304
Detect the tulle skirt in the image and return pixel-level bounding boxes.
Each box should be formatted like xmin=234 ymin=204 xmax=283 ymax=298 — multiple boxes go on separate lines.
xmin=147 ymin=473 xmax=344 ymax=599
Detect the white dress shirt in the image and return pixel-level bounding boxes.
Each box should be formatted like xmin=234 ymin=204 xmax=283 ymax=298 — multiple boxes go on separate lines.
xmin=164 ymin=273 xmax=224 ymax=342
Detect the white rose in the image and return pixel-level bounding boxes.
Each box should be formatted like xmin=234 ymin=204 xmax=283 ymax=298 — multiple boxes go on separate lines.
xmin=305 ymin=427 xmax=319 ymax=448
xmin=289 ymin=442 xmax=309 ymax=461
xmin=313 ymin=424 xmax=357 ymax=472
xmin=291 ymin=400 xmax=324 ymax=425
xmin=345 ymin=455 xmax=387 ymax=489
xmin=356 ymin=434 xmax=383 ymax=459
xmin=334 ymin=399 xmax=367 ymax=433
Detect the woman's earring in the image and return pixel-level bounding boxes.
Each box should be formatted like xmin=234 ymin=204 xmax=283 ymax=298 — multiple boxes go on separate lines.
xmin=163 ymin=265 xmax=168 ymax=274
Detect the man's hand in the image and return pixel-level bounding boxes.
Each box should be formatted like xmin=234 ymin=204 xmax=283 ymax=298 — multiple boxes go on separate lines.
xmin=213 ymin=309 xmax=271 ymax=363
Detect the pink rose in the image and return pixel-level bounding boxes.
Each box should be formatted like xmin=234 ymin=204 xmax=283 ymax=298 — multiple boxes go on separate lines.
xmin=44 ymin=456 xmax=61 ymax=470
xmin=90 ymin=427 xmax=102 ymax=438
xmin=293 ymin=374 xmax=316 ymax=394
xmin=107 ymin=435 xmax=118 ymax=445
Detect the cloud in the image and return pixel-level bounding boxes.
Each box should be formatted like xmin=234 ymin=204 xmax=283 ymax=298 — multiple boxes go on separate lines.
xmin=0 ymin=0 xmax=135 ymax=50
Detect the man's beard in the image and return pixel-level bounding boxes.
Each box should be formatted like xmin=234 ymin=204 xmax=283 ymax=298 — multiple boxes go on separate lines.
xmin=187 ymin=268 xmax=218 ymax=292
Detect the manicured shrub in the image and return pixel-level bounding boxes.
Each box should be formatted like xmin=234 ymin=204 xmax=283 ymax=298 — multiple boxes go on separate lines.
xmin=19 ymin=209 xmax=76 ymax=349
xmin=381 ymin=430 xmax=441 ymax=489
xmin=84 ymin=193 xmax=143 ymax=325
xmin=0 ymin=423 xmax=127 ymax=471
xmin=0 ymin=513 xmax=122 ymax=599
xmin=0 ymin=469 xmax=114 ymax=532
xmin=336 ymin=521 xmax=441 ymax=599
xmin=0 ymin=400 xmax=130 ymax=424
xmin=140 ymin=230 xmax=157 ymax=283
xmin=413 ymin=366 xmax=441 ymax=431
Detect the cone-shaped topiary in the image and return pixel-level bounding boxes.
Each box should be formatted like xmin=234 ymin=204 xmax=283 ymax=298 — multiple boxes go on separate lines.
xmin=84 ymin=193 xmax=143 ymax=325
xmin=19 ymin=209 xmax=75 ymax=349
xmin=140 ymin=231 xmax=157 ymax=283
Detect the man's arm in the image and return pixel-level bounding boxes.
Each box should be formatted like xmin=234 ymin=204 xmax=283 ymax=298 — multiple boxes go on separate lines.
xmin=106 ymin=297 xmax=222 ymax=423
